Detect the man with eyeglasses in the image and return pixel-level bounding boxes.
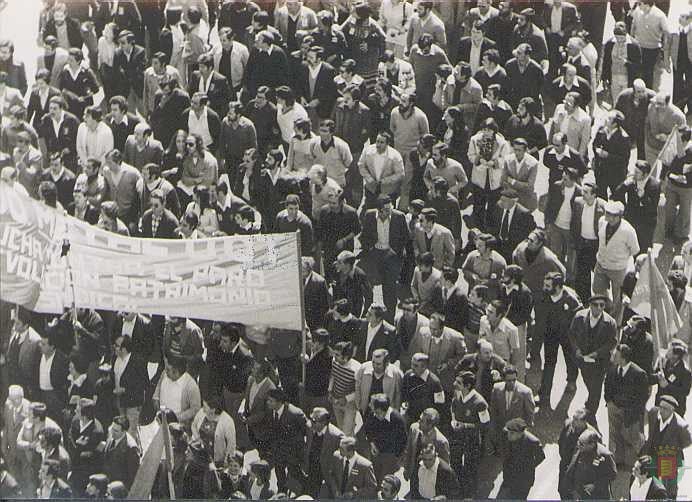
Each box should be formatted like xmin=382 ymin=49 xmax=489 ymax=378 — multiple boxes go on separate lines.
xmin=568 ymin=294 xmax=618 ymax=420
xmin=139 ymin=189 xmax=180 ymax=239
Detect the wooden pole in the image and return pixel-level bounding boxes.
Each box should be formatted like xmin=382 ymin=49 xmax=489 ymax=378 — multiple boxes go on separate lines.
xmin=295 ymin=230 xmax=308 ymax=406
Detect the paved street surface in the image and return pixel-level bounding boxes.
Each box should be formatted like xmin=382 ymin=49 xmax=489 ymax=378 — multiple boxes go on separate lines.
xmin=4 ymin=0 xmax=692 ymax=499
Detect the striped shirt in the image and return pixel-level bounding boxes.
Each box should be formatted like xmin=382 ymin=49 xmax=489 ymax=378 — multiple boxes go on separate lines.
xmin=330 ymin=358 xmax=361 ymax=399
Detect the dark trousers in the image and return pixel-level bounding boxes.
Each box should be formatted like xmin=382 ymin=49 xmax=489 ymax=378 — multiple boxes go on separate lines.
xmin=471 ymin=186 xmax=502 ymax=232
xmin=451 ymin=433 xmax=481 ymax=498
xmin=579 ymin=3 xmax=607 ymax=55
xmin=358 ymin=248 xmax=401 ymax=322
xmin=575 ymin=239 xmax=598 ymax=303
xmin=497 ymin=480 xmax=532 ymax=500
xmin=40 ymin=389 xmax=65 ymax=425
xmin=673 ymin=64 xmax=692 ymax=113
xmin=580 ymin=362 xmax=607 ymax=415
xmin=594 ymin=169 xmax=626 ymax=200
xmin=539 ymin=331 xmax=578 ymax=399
xmin=641 ymin=48 xmax=661 ymax=89
xmin=273 ymin=462 xmax=303 ymax=494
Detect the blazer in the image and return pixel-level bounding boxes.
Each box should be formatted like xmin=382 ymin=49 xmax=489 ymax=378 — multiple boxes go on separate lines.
xmin=2 ymin=398 xmax=30 ymax=463
xmin=27 ymin=86 xmax=62 ymax=131
xmin=140 ymin=208 xmax=180 ymax=239
xmin=297 ymin=61 xmax=337 ymax=118
xmin=671 ymin=31 xmax=692 ymax=69
xmin=244 ymin=46 xmax=289 ymax=96
xmin=571 ymin=197 xmax=606 ymax=244
xmin=541 ymin=1 xmax=579 ymax=36
xmin=408 ymin=326 xmax=466 ymax=390
xmin=413 ymin=223 xmax=455 ymax=269
xmin=603 ymin=362 xmax=648 ymax=413
xmin=36 ymin=48 xmax=70 ymax=88
xmin=103 ymin=433 xmax=140 ymax=489
xmin=6 ymin=328 xmax=41 ymax=399
xmin=355 ymin=362 xmax=403 ymax=412
xmin=397 ymin=312 xmax=430 ymax=367
xmin=304 ymin=271 xmax=331 ymax=331
xmin=113 ymin=45 xmax=147 ymax=97
xmin=358 ymin=144 xmax=404 ymax=197
xmin=43 ymin=17 xmax=83 ymax=49
xmin=444 ymin=287 xmax=468 ymax=335
xmin=353 ymin=320 xmax=402 ymax=363
xmin=242 ymin=376 xmax=276 ymax=438
xmin=41 ymin=349 xmax=70 ymax=403
xmin=112 ymin=353 xmax=148 ymax=408
xmin=489 ymin=203 xmax=536 ymax=262
xmin=112 ymin=314 xmax=156 ymax=363
xmin=151 ymin=88 xmax=191 ymax=148
xmin=544 ymin=181 xmax=583 ymax=226
xmin=359 ymin=208 xmax=409 ymax=257
xmin=275 ymin=5 xmax=318 ymax=38
xmin=568 ymin=309 xmax=618 ymax=366
xmin=268 ymin=403 xmax=307 ymax=465
xmin=592 ymin=126 xmax=631 ymax=184
xmin=456 ymin=37 xmax=496 ymax=66
xmin=602 ymin=36 xmax=642 ymax=86
xmin=403 ymin=423 xmax=450 ymax=479
xmin=38 ymin=111 xmax=80 ymax=160
xmin=323 ymin=451 xmax=377 ymax=498
xmin=188 ymin=70 xmax=232 ymax=118
xmin=303 ymin=423 xmax=344 ymax=479
xmin=409 ymin=458 xmax=460 ymax=499
xmin=192 ymin=409 xmax=236 ymax=463
xmin=181 ymin=107 xmax=222 ymax=148
xmin=612 ymin=177 xmax=660 ymax=226
xmin=490 ymin=381 xmax=536 ymax=430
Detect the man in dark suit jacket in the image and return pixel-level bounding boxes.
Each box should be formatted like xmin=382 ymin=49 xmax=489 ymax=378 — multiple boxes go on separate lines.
xmin=456 ymin=22 xmax=497 ymax=67
xmin=102 ymin=415 xmax=140 ymax=490
xmin=37 ymin=328 xmax=70 ymax=423
xmin=112 ymin=312 xmax=159 ymax=371
xmin=244 ymin=31 xmax=289 ymax=97
xmin=150 ymin=77 xmax=191 ymax=148
xmin=322 ymin=436 xmax=378 ymax=498
xmin=112 ymin=31 xmax=146 ymax=113
xmin=497 ymin=417 xmax=545 ymax=499
xmin=352 ymin=304 xmax=402 ymax=363
xmin=181 ymin=94 xmax=223 ymax=151
xmin=543 ymin=169 xmax=582 ymax=277
xmin=105 ymin=97 xmax=141 ymax=153
xmin=543 ymin=131 xmax=588 ymax=184
xmin=42 ymin=9 xmax=83 ymax=49
xmin=644 ymin=395 xmax=692 ymax=499
xmin=111 ymin=335 xmax=148 ymax=430
xmin=489 ymin=188 xmax=536 ymax=263
xmin=592 ymin=110 xmax=632 ymax=199
xmin=5 ymin=308 xmax=41 ymax=401
xmin=38 ymin=96 xmax=80 ymax=169
xmin=266 ymin=388 xmax=307 ymax=494
xmin=297 ymin=46 xmax=338 ymax=121
xmin=570 ymin=184 xmax=605 ymax=302
xmin=612 ymin=160 xmax=660 ymax=253
xmin=542 ymin=0 xmax=580 ymax=77
xmin=442 ymin=268 xmax=468 ymax=335
xmin=409 ymin=442 xmax=460 ymax=499
xmin=139 ymin=191 xmax=180 ymax=239
xmin=602 ymin=29 xmax=642 ymax=96
xmin=0 ymin=41 xmax=28 ymax=96
xmin=303 ymin=258 xmax=331 ymax=331
xmin=358 ymin=196 xmax=410 ymax=320
xmin=569 ymin=300 xmax=618 ymax=417
xmin=303 ymin=407 xmax=345 ymax=497
xmin=603 ymin=344 xmax=649 ymax=467
xmin=27 ymin=74 xmax=62 ymax=131
xmin=39 ymin=459 xmax=74 ymax=498
xmin=188 ymin=54 xmax=232 ymax=118
xmin=68 ymin=400 xmax=105 ymax=496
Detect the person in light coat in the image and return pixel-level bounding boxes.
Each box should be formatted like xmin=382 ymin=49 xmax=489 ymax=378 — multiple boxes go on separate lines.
xmin=76 ymin=106 xmax=114 ymax=168
xmin=354 ymin=349 xmax=403 ymax=414
xmin=191 ymin=397 xmax=236 ymax=465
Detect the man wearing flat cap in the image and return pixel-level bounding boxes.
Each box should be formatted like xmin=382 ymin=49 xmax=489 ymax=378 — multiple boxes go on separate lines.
xmin=655 ymin=340 xmax=692 ymax=416
xmin=568 ymin=294 xmax=618 ymax=419
xmin=592 ymin=199 xmax=640 ymax=319
xmin=643 ymin=394 xmax=692 ymax=499
xmin=413 ymin=207 xmax=455 ymax=269
xmin=498 ymin=417 xmax=545 ymax=499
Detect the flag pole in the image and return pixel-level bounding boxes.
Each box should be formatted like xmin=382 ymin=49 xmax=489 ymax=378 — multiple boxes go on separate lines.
xmin=653 ymin=128 xmax=677 ymax=181
xmin=648 ymin=248 xmax=660 ymax=356
xmin=295 ymin=230 xmax=308 ymax=406
xmin=160 ymin=409 xmax=175 ymax=500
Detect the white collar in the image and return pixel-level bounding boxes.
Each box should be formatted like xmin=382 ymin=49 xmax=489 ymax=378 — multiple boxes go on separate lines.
xmin=69 ymin=373 xmax=87 ymax=386
xmin=419 ymin=369 xmax=430 ymax=381
xmin=275 ymin=404 xmax=285 ymax=418
xmin=460 ymin=388 xmax=479 ymax=403
xmin=619 ymin=362 xmax=632 ymax=375
xmin=559 ymin=78 xmax=579 ymax=88
xmin=420 ymin=456 xmax=440 ymax=471
xmin=555 ymin=147 xmax=571 ymax=158
xmin=42 ymin=350 xmax=56 ymax=363
xmin=117 ymin=351 xmax=131 ymax=366
xmin=659 ymin=412 xmax=674 ymax=430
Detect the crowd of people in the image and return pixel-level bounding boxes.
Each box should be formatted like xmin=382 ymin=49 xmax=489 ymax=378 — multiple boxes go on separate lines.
xmin=1 ymin=0 xmax=692 ymax=499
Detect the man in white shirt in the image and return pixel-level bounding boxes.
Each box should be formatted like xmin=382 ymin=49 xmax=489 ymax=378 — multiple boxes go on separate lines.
xmin=574 ymin=182 xmax=604 ymax=302
xmin=549 ymin=92 xmax=591 ymax=158
xmin=412 ymin=442 xmax=460 ymax=499
xmin=546 ymin=168 xmax=580 ymax=281
xmin=76 ymin=106 xmax=114 ymax=167
xmin=38 ymin=328 xmax=68 ymax=423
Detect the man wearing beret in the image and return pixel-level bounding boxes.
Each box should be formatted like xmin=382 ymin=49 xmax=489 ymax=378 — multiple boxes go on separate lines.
xmin=497 ymin=417 xmax=545 ymax=499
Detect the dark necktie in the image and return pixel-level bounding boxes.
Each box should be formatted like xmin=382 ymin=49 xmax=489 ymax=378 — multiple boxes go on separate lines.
xmin=7 ymin=334 xmax=21 ymax=366
xmin=618 ymin=367 xmax=624 ymax=379
xmin=340 ymin=459 xmax=350 ymax=494
xmin=500 ymin=210 xmax=509 ymax=240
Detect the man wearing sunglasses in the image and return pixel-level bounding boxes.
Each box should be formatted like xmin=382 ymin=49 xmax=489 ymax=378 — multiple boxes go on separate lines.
xmin=568 ymin=293 xmax=618 ymax=421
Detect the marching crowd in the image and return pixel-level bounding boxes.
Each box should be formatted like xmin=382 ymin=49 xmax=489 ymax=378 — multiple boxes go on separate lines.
xmin=1 ymin=0 xmax=692 ymax=499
